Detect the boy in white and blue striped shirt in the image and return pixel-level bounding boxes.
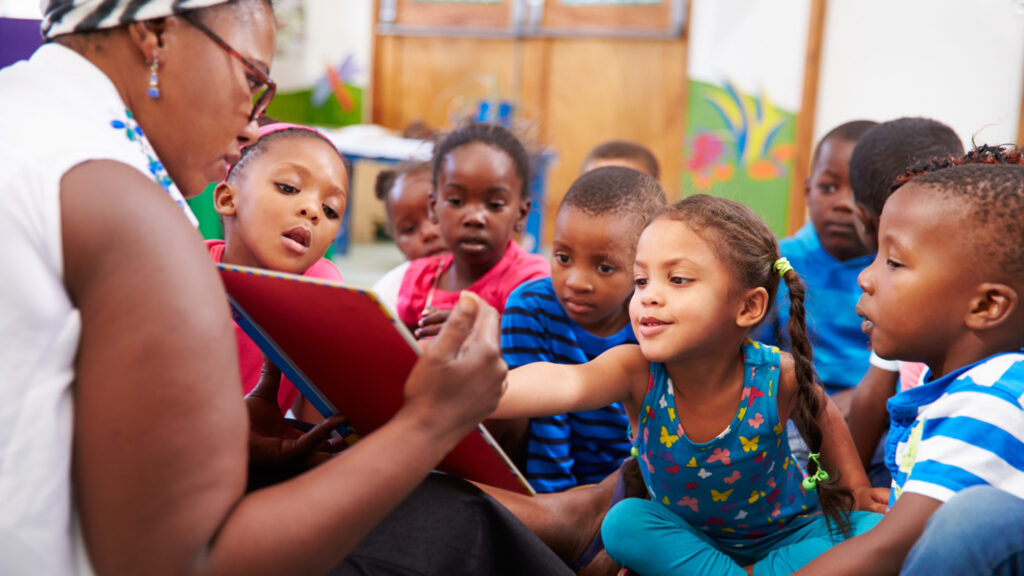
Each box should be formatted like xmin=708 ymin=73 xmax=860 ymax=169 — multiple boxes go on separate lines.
xmin=795 ymin=150 xmax=1024 ymax=575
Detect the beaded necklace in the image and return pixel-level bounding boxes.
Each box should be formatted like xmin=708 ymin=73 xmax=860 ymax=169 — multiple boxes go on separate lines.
xmin=110 ymin=108 xmax=199 ymax=227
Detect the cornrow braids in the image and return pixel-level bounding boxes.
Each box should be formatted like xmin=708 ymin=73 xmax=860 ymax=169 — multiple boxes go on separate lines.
xmin=659 ymin=194 xmax=854 ymax=535
xmin=225 ymin=127 xmax=347 ymax=184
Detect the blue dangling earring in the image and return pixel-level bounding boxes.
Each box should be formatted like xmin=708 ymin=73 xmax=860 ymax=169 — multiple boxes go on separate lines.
xmin=147 ymin=59 xmax=160 ymax=99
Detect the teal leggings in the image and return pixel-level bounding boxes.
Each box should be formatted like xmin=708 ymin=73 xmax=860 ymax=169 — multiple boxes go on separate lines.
xmin=602 ymin=498 xmax=882 ymax=576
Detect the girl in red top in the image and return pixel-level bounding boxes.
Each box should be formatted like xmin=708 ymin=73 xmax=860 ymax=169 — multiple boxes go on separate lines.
xmin=209 ymin=122 xmax=348 ymax=412
xmin=397 ymin=122 xmax=550 ymax=339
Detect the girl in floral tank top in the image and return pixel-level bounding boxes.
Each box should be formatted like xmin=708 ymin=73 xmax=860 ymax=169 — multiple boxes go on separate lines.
xmin=636 ymin=340 xmax=819 ymax=552
xmin=495 ymin=196 xmax=886 ymax=575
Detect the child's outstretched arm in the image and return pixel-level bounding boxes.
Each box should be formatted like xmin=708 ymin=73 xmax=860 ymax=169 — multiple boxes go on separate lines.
xmin=794 ymin=493 xmax=942 ymax=575
xmin=492 ymin=344 xmax=648 ymax=421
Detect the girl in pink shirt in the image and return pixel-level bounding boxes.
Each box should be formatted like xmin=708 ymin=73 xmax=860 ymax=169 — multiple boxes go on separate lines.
xmin=209 ymin=122 xmax=348 ymax=412
xmin=397 ymin=123 xmax=550 ymax=338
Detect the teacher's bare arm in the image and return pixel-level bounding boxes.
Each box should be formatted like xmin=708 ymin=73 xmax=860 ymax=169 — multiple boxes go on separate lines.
xmin=64 ymin=161 xmax=506 ymax=576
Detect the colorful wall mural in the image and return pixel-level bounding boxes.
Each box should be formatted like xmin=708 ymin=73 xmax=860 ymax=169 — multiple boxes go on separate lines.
xmin=683 ymin=0 xmax=811 ymax=238
xmin=682 ymin=79 xmax=796 ymax=236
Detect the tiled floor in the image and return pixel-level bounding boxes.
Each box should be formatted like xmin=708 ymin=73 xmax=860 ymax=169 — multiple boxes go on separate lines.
xmin=330 ymin=241 xmax=406 ymax=288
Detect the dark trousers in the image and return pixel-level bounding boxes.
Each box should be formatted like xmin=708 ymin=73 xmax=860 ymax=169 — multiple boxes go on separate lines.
xmin=331 ymin=473 xmax=573 ymax=576
xmin=249 ymin=442 xmax=572 ymax=576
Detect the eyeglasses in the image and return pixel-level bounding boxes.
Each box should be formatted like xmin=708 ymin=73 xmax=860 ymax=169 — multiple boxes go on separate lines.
xmin=181 ymin=13 xmax=276 ymax=123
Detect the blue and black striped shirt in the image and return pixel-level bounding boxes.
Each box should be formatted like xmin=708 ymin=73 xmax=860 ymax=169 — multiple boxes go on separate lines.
xmin=501 ymin=278 xmax=634 ymax=492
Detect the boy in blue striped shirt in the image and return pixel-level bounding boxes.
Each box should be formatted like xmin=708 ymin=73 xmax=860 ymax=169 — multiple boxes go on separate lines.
xmin=796 ymin=151 xmax=1024 ymax=575
xmin=501 ymin=166 xmax=666 ymax=493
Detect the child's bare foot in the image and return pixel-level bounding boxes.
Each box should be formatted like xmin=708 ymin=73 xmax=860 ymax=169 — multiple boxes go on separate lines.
xmin=577 ymin=549 xmax=619 ymax=576
xmin=475 ymin=458 xmax=647 ymax=576
xmin=566 ymin=471 xmax=618 ymax=571
xmin=571 ymin=458 xmax=648 ymax=575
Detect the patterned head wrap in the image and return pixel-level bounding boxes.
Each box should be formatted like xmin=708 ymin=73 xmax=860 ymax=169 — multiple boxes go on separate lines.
xmin=40 ymin=0 xmax=232 ymax=40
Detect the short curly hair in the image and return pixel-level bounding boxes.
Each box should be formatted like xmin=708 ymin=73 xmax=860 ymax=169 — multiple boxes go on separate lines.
xmin=560 ymin=166 xmax=666 ymax=229
xmin=582 ymin=140 xmax=660 ymax=179
xmin=848 ymin=117 xmax=963 ymax=217
xmin=431 ymin=123 xmax=531 ymax=199
xmin=893 ymin=145 xmax=1024 ymax=283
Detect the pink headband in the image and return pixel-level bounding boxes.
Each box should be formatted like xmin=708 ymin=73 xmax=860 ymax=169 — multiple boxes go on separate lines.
xmin=225 ymin=122 xmax=330 ymax=180
xmin=255 ymin=122 xmax=328 ymax=141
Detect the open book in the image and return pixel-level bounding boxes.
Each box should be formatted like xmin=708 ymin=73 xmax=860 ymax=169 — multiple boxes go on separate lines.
xmin=217 ymin=263 xmax=534 ymax=496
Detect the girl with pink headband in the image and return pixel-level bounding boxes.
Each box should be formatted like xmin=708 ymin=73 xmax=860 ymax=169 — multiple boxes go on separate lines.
xmin=211 ymin=122 xmax=349 ymax=414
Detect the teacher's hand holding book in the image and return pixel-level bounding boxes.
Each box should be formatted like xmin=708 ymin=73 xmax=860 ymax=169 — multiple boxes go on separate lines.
xmin=404 ymin=291 xmax=508 ymax=444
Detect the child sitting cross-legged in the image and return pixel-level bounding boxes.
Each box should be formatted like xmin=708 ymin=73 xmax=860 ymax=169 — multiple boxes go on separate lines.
xmin=209 ymin=122 xmax=347 ymax=417
xmin=795 ymin=147 xmax=1024 ymax=575
xmin=501 ymin=166 xmax=666 ymax=494
xmin=493 ymin=194 xmax=886 ymax=576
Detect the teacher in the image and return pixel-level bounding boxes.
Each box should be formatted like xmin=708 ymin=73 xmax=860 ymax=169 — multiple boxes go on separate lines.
xmin=0 ymin=1 xmax=568 ymax=574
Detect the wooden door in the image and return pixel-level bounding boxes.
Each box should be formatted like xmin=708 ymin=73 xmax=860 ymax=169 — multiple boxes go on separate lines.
xmin=372 ymin=0 xmax=689 ymax=244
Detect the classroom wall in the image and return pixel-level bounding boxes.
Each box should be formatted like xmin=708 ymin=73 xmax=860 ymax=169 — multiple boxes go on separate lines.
xmin=814 ymin=0 xmax=1024 ymax=147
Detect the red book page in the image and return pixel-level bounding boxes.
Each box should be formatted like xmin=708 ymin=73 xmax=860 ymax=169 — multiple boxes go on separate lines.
xmin=218 ymin=264 xmax=533 ymax=495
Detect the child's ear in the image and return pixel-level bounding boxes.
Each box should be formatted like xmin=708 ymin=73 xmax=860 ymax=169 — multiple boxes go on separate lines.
xmin=514 ymin=196 xmax=532 ymax=234
xmin=427 ymin=193 xmax=439 ymax=224
xmin=964 ymin=282 xmax=1018 ymax=331
xmin=213 ymin=182 xmax=238 ymax=217
xmin=736 ymin=286 xmax=769 ymax=328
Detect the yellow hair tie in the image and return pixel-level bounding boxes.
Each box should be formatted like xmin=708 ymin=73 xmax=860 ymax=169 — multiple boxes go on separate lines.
xmin=774 ymin=257 xmax=794 ymax=278
xmin=801 ymin=452 xmax=830 ymax=491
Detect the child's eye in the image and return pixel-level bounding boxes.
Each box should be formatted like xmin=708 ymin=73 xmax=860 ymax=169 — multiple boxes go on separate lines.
xmin=634 ymin=278 xmax=648 ymax=288
xmin=885 ymin=258 xmax=903 ymax=269
xmin=554 ymin=253 xmax=571 ymax=266
xmin=818 ymin=184 xmax=838 ymax=194
xmin=488 ymin=201 xmax=506 ymax=210
xmin=399 ymin=225 xmax=416 ymax=235
xmin=670 ymin=276 xmax=691 ymax=285
xmin=276 ymin=182 xmax=299 ymax=195
xmin=597 ymin=264 xmax=616 ymax=275
xmin=323 ymin=204 xmax=339 ymax=220
xmin=446 ymin=197 xmax=463 ymax=207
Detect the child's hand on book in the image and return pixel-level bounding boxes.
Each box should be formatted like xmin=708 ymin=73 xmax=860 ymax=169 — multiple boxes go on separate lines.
xmin=415 ymin=306 xmax=451 ymax=339
xmin=404 ymin=291 xmax=508 ymax=440
xmin=246 ymin=358 xmax=351 ymax=468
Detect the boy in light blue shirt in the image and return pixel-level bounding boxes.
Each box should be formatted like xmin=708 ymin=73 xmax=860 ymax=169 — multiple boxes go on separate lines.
xmin=753 ymin=121 xmax=878 ymax=413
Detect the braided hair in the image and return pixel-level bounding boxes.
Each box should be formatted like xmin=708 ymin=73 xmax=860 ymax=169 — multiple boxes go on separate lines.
xmin=659 ymin=194 xmax=854 ymax=535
